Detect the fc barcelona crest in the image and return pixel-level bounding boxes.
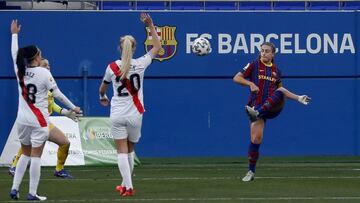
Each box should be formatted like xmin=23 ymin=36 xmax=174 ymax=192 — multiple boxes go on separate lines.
xmin=144 ymin=26 xmax=177 ymax=62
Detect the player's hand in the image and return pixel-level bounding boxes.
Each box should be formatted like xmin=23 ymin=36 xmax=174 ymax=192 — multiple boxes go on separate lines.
xmin=61 ymin=109 xmax=83 ymax=122
xmin=298 ymin=95 xmax=311 ymax=105
xmin=249 ymin=83 xmax=259 ymax=94
xmin=99 ymin=94 xmax=109 ymax=106
xmin=140 ymin=13 xmax=153 ymax=26
xmin=11 ymin=20 xmax=21 ymax=34
xmin=73 ymin=106 xmax=83 ymax=114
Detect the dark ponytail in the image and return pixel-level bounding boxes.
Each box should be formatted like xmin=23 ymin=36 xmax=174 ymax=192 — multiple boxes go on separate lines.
xmin=16 ymin=45 xmax=39 ymax=79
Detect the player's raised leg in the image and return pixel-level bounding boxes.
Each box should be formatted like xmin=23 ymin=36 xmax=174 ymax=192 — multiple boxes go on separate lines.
xmin=246 ymin=90 xmax=285 ymax=121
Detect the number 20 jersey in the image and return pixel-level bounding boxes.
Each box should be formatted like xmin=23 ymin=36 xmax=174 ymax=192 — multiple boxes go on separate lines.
xmin=103 ymin=53 xmax=152 ymax=117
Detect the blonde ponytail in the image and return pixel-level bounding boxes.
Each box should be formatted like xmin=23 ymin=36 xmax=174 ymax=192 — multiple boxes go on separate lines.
xmin=119 ymin=35 xmax=136 ymax=80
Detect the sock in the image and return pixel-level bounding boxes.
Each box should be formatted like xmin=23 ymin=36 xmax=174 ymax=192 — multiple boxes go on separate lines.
xmin=11 ymin=148 xmax=23 ymax=168
xmin=121 ymin=152 xmax=135 ymax=187
xmin=56 ymin=143 xmax=70 ymax=171
xmin=11 ymin=154 xmax=30 ymax=190
xmin=29 ymin=157 xmax=41 ymax=195
xmin=258 ymin=90 xmax=284 ymax=117
xmin=248 ymin=142 xmax=260 ymax=173
xmin=128 ymin=151 xmax=135 ymax=175
xmin=117 ymin=153 xmax=133 ymax=189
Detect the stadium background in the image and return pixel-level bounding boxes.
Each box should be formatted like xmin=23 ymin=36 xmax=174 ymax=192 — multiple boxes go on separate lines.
xmin=0 ymin=1 xmax=359 ymax=159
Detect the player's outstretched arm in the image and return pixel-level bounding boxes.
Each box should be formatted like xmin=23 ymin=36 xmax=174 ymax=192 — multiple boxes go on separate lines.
xmin=277 ymin=87 xmax=311 ymax=105
xmin=233 ymin=72 xmax=259 ymax=94
xmin=52 ymin=101 xmax=82 ymax=122
xmin=141 ymin=13 xmax=161 ymax=58
xmin=52 ymin=87 xmax=82 ymax=114
xmin=11 ymin=20 xmax=21 ymax=72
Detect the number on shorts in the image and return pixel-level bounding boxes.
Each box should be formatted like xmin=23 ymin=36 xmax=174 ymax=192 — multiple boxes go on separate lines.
xmin=26 ymin=84 xmax=37 ymax=103
xmin=117 ymin=73 xmax=141 ymax=97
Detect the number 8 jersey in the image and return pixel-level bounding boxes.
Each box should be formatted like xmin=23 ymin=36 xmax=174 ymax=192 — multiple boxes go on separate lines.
xmin=12 ymin=34 xmax=57 ymax=127
xmin=102 ymin=53 xmax=152 ymax=117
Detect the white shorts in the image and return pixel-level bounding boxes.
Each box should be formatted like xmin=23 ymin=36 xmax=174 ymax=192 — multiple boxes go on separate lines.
xmin=17 ymin=123 xmax=49 ymax=148
xmin=110 ymin=114 xmax=143 ymax=143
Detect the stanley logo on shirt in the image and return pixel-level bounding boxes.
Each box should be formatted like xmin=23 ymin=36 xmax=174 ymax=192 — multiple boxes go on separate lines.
xmin=258 ymin=75 xmax=276 ymax=82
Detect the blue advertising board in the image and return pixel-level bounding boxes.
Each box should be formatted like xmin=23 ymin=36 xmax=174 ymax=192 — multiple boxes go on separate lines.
xmin=0 ymin=11 xmax=359 ymax=157
xmin=0 ymin=11 xmax=358 ymax=77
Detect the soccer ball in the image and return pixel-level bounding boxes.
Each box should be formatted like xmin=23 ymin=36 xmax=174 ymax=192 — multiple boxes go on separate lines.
xmin=191 ymin=37 xmax=212 ymax=56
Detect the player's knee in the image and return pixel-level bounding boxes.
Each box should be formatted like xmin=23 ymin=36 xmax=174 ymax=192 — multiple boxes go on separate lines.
xmin=251 ymin=136 xmax=262 ymax=144
xmin=64 ymin=140 xmax=70 ymax=146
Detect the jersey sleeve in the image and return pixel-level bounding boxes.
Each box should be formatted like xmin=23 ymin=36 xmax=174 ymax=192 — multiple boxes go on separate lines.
xmin=240 ymin=62 xmax=254 ymax=78
xmin=103 ymin=66 xmax=112 ymax=84
xmin=136 ymin=52 xmax=152 ymax=70
xmin=11 ymin=34 xmax=19 ymax=74
xmin=43 ymin=69 xmax=57 ymax=91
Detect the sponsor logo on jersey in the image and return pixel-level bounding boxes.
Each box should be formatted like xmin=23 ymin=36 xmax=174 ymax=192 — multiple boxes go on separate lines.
xmin=145 ymin=26 xmax=177 ymax=62
xmin=258 ymin=75 xmax=276 ymax=82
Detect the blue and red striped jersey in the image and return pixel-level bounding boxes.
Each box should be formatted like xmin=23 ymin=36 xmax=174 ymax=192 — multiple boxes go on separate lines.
xmin=241 ymin=59 xmax=282 ymax=106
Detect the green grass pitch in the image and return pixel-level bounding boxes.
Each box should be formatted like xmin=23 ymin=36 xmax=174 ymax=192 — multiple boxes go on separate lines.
xmin=1 ymin=156 xmax=360 ymax=203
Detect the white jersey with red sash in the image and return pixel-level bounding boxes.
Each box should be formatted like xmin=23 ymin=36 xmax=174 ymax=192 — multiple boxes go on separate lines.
xmin=16 ymin=67 xmax=57 ymax=127
xmin=11 ymin=34 xmax=57 ymax=127
xmin=103 ymin=53 xmax=152 ymax=117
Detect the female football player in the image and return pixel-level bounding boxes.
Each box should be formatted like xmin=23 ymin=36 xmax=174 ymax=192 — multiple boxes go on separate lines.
xmin=10 ymin=20 xmax=81 ymax=201
xmin=9 ymin=58 xmax=81 ymax=180
xmin=98 ymin=13 xmax=161 ymax=197
xmin=233 ymin=42 xmax=311 ymax=182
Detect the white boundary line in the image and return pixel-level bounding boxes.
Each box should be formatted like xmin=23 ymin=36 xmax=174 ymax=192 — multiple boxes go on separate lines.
xmin=44 ymin=167 xmax=360 ymax=172
xmin=1 ymin=176 xmax=360 ymax=182
xmin=2 ymin=196 xmax=360 ymax=202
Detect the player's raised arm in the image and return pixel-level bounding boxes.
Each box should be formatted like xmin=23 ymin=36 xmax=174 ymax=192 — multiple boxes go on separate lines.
xmin=10 ymin=20 xmax=21 ymax=72
xmin=141 ymin=13 xmax=161 ymax=58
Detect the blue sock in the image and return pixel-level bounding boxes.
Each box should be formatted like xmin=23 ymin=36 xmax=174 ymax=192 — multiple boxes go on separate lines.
xmin=248 ymin=142 xmax=260 ymax=173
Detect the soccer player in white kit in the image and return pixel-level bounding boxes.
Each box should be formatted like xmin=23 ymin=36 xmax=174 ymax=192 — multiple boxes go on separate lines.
xmin=99 ymin=13 xmax=161 ymax=197
xmin=9 ymin=20 xmax=82 ymax=201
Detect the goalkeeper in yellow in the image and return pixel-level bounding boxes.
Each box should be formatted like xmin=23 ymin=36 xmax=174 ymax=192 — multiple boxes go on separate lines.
xmin=9 ymin=59 xmax=82 ymax=179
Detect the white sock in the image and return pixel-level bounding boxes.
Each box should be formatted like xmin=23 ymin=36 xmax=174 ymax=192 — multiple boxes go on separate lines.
xmin=128 ymin=151 xmax=135 ymax=175
xmin=29 ymin=157 xmax=41 ymax=195
xmin=11 ymin=155 xmax=30 ymax=190
xmin=117 ymin=153 xmax=133 ymax=189
xmin=121 ymin=151 xmax=134 ymax=186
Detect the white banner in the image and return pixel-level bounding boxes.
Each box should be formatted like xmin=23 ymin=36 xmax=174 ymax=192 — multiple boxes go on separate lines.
xmin=0 ymin=122 xmax=21 ymax=166
xmin=0 ymin=117 xmax=85 ymax=166
xmin=41 ymin=117 xmax=85 ymax=166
